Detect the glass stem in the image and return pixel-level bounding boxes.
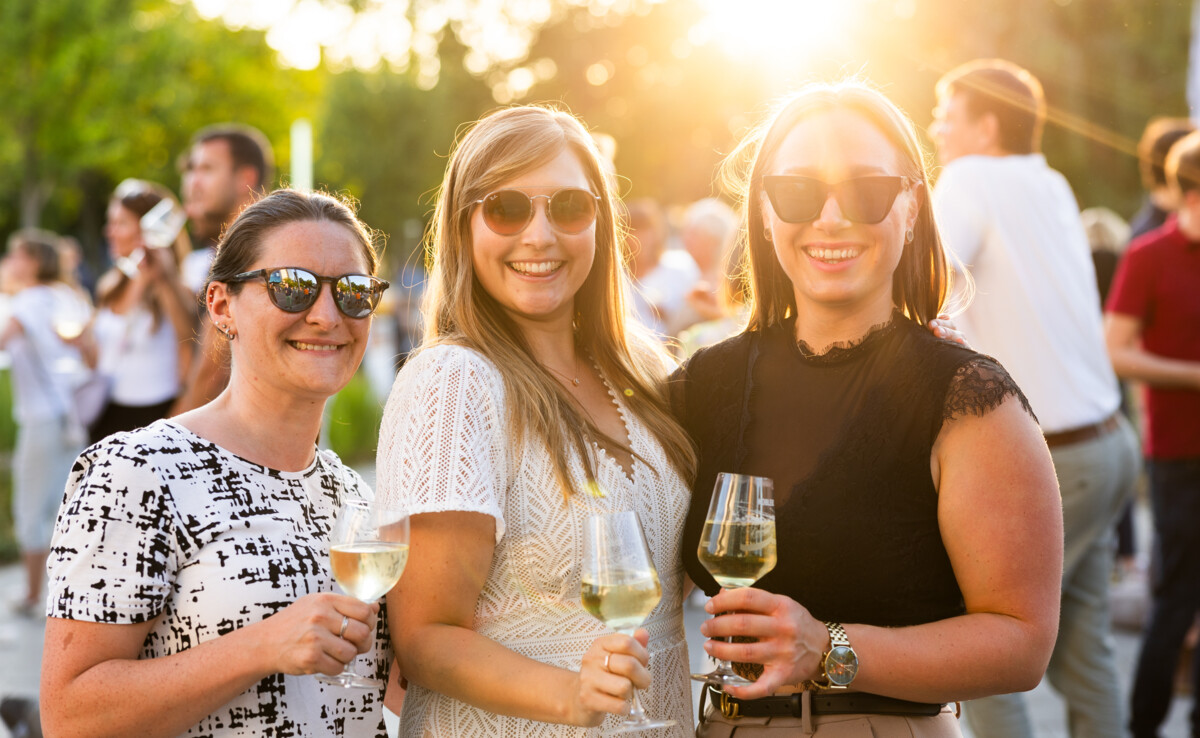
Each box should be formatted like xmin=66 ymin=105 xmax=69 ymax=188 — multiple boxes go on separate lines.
xmin=626 ymin=688 xmax=649 ymax=722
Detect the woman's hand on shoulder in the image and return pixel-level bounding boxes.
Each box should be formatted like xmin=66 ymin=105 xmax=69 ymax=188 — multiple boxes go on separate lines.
xmin=253 ymin=592 xmax=379 ymax=677
xmin=698 ymin=587 xmax=826 ymax=700
xmin=572 ymin=629 xmax=651 ymax=726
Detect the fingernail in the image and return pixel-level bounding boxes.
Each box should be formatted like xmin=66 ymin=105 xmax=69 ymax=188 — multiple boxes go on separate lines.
xmin=705 ymin=601 xmax=714 ymax=613
xmin=703 ymin=641 xmax=714 ymax=653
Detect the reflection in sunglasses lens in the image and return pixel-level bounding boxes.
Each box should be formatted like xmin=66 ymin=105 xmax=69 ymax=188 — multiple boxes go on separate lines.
xmin=481 ymin=189 xmax=597 ymax=235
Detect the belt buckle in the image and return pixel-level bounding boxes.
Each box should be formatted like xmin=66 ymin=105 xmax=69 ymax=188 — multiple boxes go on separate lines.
xmin=719 ymin=691 xmax=741 ymax=719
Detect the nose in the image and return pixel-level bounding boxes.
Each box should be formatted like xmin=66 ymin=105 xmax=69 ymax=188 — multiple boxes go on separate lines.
xmin=305 ymin=281 xmax=342 ymax=327
xmin=521 ymin=199 xmax=556 ymax=248
xmin=812 ymin=191 xmax=850 ymax=232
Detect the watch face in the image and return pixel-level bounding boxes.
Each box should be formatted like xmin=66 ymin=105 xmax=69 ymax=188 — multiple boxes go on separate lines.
xmin=826 ymin=645 xmax=859 ymax=686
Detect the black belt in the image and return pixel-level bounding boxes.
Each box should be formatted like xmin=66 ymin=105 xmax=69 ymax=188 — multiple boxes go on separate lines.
xmin=704 ymin=685 xmax=945 ymax=720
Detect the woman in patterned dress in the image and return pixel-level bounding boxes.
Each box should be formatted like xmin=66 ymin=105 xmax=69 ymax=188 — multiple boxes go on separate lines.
xmin=376 ymin=106 xmax=697 ymax=736
xmin=41 ymin=190 xmax=395 ymax=737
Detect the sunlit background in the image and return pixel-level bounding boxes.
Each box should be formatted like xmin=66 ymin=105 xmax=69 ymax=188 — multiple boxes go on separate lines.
xmin=1 ymin=0 xmax=1193 ymax=269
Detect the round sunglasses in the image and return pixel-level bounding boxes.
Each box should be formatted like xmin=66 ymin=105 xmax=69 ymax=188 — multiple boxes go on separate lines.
xmin=474 ymin=188 xmax=601 ymax=236
xmin=762 ymin=175 xmax=913 ymax=224
xmin=226 ymin=267 xmax=390 ymax=319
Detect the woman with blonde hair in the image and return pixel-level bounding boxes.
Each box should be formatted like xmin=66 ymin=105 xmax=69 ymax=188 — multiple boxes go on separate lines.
xmin=377 ymin=105 xmax=696 ymax=736
xmin=673 ymin=81 xmax=1062 ymax=736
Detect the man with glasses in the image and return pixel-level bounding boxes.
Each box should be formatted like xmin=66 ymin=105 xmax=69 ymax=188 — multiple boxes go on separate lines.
xmin=930 ymin=59 xmax=1139 ymax=738
xmin=171 ymin=124 xmax=275 ymax=414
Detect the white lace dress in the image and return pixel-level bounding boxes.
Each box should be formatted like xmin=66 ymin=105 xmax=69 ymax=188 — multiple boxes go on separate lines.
xmin=377 ymin=344 xmax=692 ymax=738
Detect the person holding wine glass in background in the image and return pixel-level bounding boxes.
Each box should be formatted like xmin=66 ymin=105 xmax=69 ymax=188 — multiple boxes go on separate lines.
xmin=40 ymin=189 xmax=395 ymax=737
xmin=376 ymin=105 xmax=696 ymax=736
xmin=0 ymin=229 xmax=92 ymax=617
xmin=671 ymin=81 xmax=1063 ymax=736
xmin=80 ymin=179 xmax=196 ymax=443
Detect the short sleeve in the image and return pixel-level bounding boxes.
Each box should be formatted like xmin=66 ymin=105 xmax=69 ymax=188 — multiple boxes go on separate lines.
xmin=1106 ymin=239 xmax=1154 ymax=322
xmin=941 ymin=355 xmax=1037 ymax=426
xmin=46 ymin=440 xmax=180 ymax=623
xmin=375 ymin=345 xmax=508 ymax=543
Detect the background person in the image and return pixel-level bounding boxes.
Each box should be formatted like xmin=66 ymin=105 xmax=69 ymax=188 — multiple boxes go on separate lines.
xmin=674 ymin=81 xmax=1063 ymax=736
xmin=1130 ymin=117 xmax=1196 ymax=240
xmin=1106 ymin=130 xmax=1200 ymax=738
xmin=171 ymin=123 xmax=275 ymax=415
xmin=40 ymin=190 xmax=393 ymax=737
xmin=85 ymin=178 xmax=194 ymax=443
xmin=931 ymin=59 xmax=1140 ymax=738
xmin=0 ymin=229 xmax=90 ymax=618
xmin=624 ymin=197 xmax=700 ymax=339
xmin=377 ymin=105 xmax=697 ymax=737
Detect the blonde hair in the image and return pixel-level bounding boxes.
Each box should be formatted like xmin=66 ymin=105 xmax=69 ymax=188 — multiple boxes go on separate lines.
xmin=721 ymin=81 xmax=950 ymax=330
xmin=422 ymin=105 xmax=696 ymax=497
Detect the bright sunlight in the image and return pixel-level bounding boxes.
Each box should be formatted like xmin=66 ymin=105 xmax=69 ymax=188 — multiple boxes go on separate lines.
xmin=690 ymin=0 xmax=867 ymax=74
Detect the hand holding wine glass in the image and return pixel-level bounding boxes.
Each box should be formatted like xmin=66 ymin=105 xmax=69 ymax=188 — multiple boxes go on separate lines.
xmin=692 ymin=472 xmax=776 ymax=686
xmin=580 ymin=511 xmax=676 ymax=734
xmin=319 ymin=496 xmax=410 ymax=689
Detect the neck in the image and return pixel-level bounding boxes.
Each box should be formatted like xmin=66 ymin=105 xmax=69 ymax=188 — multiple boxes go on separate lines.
xmin=1177 ymin=207 xmax=1200 ymax=240
xmin=1149 ymin=187 xmax=1176 ymax=210
xmin=515 ymin=314 xmax=579 ymax=379
xmin=791 ymin=293 xmax=895 ymax=354
xmin=177 ymin=379 xmax=327 ymax=472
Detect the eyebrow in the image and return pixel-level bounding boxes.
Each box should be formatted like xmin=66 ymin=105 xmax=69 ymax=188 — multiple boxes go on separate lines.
xmin=775 ymin=166 xmax=895 ymax=178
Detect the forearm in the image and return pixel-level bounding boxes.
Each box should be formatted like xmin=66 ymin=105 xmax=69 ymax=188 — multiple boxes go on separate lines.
xmin=43 ymin=623 xmax=271 ymax=738
xmin=399 ymin=623 xmax=584 ymax=725
xmin=1109 ymin=344 xmax=1200 ymax=390
xmin=846 ymin=610 xmax=1053 ymax=703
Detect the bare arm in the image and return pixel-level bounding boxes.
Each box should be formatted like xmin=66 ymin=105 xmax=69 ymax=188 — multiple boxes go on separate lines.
xmin=41 ymin=594 xmax=378 ymax=738
xmin=704 ymin=395 xmax=1062 ymax=702
xmin=388 ymin=511 xmax=650 ymax=727
xmin=1105 ymin=312 xmax=1200 ymax=390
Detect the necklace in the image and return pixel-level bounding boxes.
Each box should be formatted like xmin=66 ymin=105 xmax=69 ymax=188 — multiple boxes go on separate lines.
xmin=545 ymin=354 xmax=581 ymax=387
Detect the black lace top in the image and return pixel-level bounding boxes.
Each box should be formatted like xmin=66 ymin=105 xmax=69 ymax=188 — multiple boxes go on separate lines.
xmin=671 ymin=313 xmax=1034 ymax=629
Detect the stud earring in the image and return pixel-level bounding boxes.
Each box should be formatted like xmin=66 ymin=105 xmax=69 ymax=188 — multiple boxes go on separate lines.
xmin=216 ymin=323 xmax=235 ymax=340
xmin=905 ymin=228 xmax=915 ymax=244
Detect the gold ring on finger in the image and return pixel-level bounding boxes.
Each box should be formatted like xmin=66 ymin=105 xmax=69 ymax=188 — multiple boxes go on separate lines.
xmin=338 ymin=615 xmax=350 ymax=639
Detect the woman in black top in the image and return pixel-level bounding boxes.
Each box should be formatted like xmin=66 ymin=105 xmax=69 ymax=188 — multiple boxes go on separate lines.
xmin=673 ymin=82 xmax=1062 ymax=735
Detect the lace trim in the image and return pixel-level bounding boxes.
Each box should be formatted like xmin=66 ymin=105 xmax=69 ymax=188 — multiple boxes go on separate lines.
xmin=792 ymin=314 xmax=900 ymax=365
xmin=942 ymin=356 xmax=1038 ymax=423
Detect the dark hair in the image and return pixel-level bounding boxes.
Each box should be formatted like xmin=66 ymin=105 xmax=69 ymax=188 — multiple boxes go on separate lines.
xmin=7 ymin=228 xmax=63 ymax=283
xmin=191 ymin=124 xmax=275 ymax=188
xmin=722 ymin=81 xmax=948 ymax=330
xmin=1138 ymin=117 xmax=1195 ymax=191
xmin=1166 ymin=130 xmax=1200 ymax=196
xmin=207 ymin=189 xmax=380 ymax=297
xmin=936 ymin=59 xmax=1046 ymax=155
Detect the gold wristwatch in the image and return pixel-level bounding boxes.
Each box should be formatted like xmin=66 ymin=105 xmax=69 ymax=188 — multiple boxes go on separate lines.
xmin=811 ymin=621 xmax=858 ymax=689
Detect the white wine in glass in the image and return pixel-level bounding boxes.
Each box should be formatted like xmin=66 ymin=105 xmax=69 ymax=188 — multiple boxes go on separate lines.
xmin=692 ymin=473 xmax=775 ymax=686
xmin=319 ymin=496 xmax=409 ymax=689
xmin=581 ymin=511 xmax=676 ymax=734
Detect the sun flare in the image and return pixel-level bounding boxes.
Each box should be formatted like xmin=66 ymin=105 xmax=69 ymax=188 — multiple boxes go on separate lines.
xmin=691 ymin=0 xmax=864 ymax=72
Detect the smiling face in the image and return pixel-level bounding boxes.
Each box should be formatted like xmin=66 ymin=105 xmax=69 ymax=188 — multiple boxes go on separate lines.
xmin=214 ymin=219 xmax=372 ymax=404
xmin=760 ymin=108 xmax=922 ymax=322
xmin=469 ymin=148 xmax=597 ymax=334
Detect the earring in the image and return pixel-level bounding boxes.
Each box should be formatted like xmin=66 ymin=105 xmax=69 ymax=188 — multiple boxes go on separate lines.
xmin=905 ymin=228 xmax=915 ymax=244
xmin=764 ymin=228 xmax=773 ymax=243
xmin=216 ymin=323 xmax=235 ymax=340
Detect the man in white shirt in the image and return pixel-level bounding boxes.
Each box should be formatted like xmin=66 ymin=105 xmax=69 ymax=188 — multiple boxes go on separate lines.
xmin=931 ymin=59 xmax=1140 ymax=738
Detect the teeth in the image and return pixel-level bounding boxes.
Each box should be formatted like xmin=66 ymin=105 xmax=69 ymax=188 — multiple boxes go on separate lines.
xmin=807 ymin=248 xmax=859 ymax=261
xmin=508 ymin=261 xmax=563 ymax=275
xmin=292 ymin=342 xmax=339 ymax=352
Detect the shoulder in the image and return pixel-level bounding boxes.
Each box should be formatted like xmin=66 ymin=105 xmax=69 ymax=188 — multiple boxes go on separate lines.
xmin=679 ymin=328 xmax=755 ymax=379
xmin=1126 ymin=223 xmax=1180 ymax=259
xmin=401 ymin=343 xmax=504 ymax=386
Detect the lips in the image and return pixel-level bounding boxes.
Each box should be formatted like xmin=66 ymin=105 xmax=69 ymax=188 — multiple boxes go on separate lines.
xmin=507 ymin=260 xmax=564 ymax=276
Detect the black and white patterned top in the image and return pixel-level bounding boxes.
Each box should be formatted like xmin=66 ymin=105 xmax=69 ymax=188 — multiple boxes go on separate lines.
xmin=47 ymin=419 xmax=391 ymax=738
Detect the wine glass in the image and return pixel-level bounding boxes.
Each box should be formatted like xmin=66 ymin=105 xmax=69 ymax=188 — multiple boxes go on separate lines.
xmin=691 ymin=473 xmax=776 ymax=686
xmin=319 ymin=496 xmax=409 ymax=689
xmin=580 ymin=511 xmax=676 ymax=734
